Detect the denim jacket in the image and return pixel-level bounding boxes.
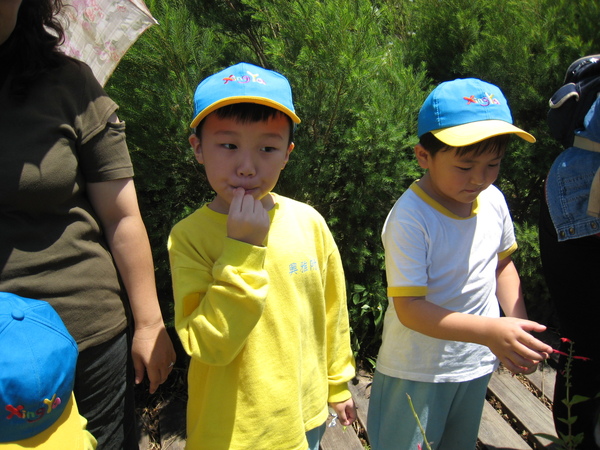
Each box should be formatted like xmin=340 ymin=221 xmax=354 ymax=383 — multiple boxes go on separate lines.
xmin=546 ymin=97 xmax=600 ymax=241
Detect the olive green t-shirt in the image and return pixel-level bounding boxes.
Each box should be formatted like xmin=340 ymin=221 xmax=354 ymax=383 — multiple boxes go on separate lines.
xmin=0 ymin=58 xmax=133 ymax=350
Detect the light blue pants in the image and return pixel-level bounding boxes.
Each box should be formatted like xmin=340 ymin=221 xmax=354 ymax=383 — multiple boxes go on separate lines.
xmin=306 ymin=423 xmax=326 ymax=450
xmin=367 ymin=370 xmax=491 ymax=450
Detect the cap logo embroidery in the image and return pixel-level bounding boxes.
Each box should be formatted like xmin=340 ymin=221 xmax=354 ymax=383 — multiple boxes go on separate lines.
xmin=463 ymin=93 xmax=500 ymax=106
xmin=223 ymin=70 xmax=266 ymax=86
xmin=5 ymin=395 xmax=62 ymax=423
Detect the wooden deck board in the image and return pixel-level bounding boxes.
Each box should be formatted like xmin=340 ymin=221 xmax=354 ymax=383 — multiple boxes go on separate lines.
xmin=139 ymin=366 xmax=559 ymax=449
xmin=487 ymin=369 xmax=557 ymax=448
xmin=479 ymin=400 xmax=532 ymax=449
xmin=320 ymin=416 xmax=364 ymax=450
xmin=524 ymin=364 xmax=556 ymax=403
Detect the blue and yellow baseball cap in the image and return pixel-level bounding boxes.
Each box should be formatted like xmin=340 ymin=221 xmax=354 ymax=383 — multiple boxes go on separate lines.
xmin=0 ymin=293 xmax=95 ymax=449
xmin=418 ymin=78 xmax=535 ymax=146
xmin=190 ymin=62 xmax=301 ymax=128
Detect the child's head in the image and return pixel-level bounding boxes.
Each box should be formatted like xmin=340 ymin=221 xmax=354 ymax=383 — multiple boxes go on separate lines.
xmin=190 ymin=62 xmax=301 ymax=135
xmin=189 ymin=62 xmax=301 ymax=213
xmin=0 ymin=293 xmax=86 ymax=449
xmin=415 ymin=78 xmax=535 ymax=212
xmin=417 ymin=77 xmax=535 ymax=151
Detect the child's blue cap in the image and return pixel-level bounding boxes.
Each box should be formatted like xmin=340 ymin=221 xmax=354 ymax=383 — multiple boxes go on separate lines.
xmin=190 ymin=62 xmax=301 ymax=128
xmin=0 ymin=293 xmax=80 ymax=446
xmin=418 ymin=78 xmax=535 ymax=146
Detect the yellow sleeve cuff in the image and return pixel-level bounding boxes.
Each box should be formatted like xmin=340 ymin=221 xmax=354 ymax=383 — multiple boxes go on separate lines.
xmin=498 ymin=242 xmax=518 ymax=261
xmin=328 ymin=382 xmax=352 ymax=404
xmin=387 ymin=286 xmax=427 ymax=298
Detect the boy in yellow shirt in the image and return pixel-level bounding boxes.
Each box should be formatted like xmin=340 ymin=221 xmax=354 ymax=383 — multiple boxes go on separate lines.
xmin=168 ymin=62 xmax=356 ymax=450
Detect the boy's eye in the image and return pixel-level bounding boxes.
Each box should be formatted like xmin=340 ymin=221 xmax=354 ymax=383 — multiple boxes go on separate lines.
xmin=457 ymin=166 xmax=471 ymax=171
xmin=260 ymin=147 xmax=278 ymax=153
xmin=488 ymin=163 xmax=500 ymax=168
xmin=223 ymin=143 xmax=237 ymax=150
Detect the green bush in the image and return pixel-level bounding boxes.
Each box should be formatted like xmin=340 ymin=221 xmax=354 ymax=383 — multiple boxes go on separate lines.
xmin=107 ymin=0 xmax=600 ymax=365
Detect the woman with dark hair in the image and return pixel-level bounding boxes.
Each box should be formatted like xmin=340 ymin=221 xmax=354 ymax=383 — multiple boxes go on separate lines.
xmin=0 ymin=1 xmax=176 ymax=448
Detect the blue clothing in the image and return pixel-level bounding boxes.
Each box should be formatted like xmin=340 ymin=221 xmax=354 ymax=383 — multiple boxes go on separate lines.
xmin=541 ymin=83 xmax=600 ymax=449
xmin=546 ymin=97 xmax=600 ymax=241
xmin=306 ymin=423 xmax=326 ymax=450
xmin=367 ymin=371 xmax=491 ymax=450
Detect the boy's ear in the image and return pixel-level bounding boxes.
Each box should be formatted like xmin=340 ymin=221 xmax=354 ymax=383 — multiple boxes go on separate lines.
xmin=189 ymin=134 xmax=204 ymax=164
xmin=414 ymin=143 xmax=431 ymax=169
xmin=283 ymin=142 xmax=295 ymax=166
xmin=280 ymin=143 xmax=294 ymax=170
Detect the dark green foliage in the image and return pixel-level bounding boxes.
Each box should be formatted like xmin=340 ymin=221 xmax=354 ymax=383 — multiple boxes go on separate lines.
xmin=512 ymin=221 xmax=556 ymax=328
xmin=106 ymin=0 xmax=222 ymax=321
xmin=395 ymin=0 xmax=600 ymax=327
xmin=348 ymin=283 xmax=387 ymax=368
xmin=106 ymin=0 xmax=600 ymax=363
xmin=262 ymin=0 xmax=430 ymax=360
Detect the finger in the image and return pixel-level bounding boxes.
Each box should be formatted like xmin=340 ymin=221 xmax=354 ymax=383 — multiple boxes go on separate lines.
xmin=505 ymin=346 xmax=544 ymax=372
xmin=133 ymin=356 xmax=145 ymax=386
xmin=239 ymin=192 xmax=258 ymax=212
xmin=519 ymin=335 xmax=553 ymax=358
xmin=147 ymin=369 xmax=161 ymax=394
xmin=501 ymin=356 xmax=528 ymax=374
xmin=521 ymin=362 xmax=539 ymax=375
xmin=165 ymin=361 xmax=175 ymax=380
xmin=519 ymin=320 xmax=548 ymax=334
xmin=508 ymin=343 xmax=544 ymax=366
xmin=346 ymin=406 xmax=357 ymax=425
xmin=229 ymin=187 xmax=245 ymax=213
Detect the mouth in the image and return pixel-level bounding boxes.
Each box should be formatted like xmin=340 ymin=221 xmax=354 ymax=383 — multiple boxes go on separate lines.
xmin=233 ymin=186 xmax=258 ymax=195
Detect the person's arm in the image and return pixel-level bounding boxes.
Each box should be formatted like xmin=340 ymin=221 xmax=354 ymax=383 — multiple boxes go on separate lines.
xmin=392 ymin=292 xmax=552 ymax=374
xmin=168 ymin=187 xmax=270 ymax=365
xmin=169 ymin=221 xmax=268 ymax=366
xmin=495 ymin=255 xmax=527 ymax=319
xmin=495 ymin=255 xmax=547 ymax=374
xmin=323 ymin=245 xmax=357 ymax=425
xmin=87 ymin=178 xmax=176 ymax=394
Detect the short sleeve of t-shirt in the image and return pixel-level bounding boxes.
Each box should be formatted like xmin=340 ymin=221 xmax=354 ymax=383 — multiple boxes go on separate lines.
xmin=71 ymin=62 xmax=133 ymax=182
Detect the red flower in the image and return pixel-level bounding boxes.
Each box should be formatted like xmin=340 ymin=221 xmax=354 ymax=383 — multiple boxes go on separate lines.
xmin=552 ymin=348 xmax=592 ymax=361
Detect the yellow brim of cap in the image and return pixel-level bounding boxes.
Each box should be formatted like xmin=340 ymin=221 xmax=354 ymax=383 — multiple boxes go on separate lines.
xmin=1 ymin=394 xmax=97 ymax=450
xmin=190 ymin=96 xmax=301 ymax=128
xmin=432 ymin=119 xmax=536 ymax=146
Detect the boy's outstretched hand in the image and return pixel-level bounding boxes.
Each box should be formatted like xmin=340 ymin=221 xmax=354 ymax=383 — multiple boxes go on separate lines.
xmin=484 ymin=317 xmax=552 ymax=375
xmin=227 ymin=187 xmax=270 ymax=246
xmin=329 ymin=397 xmax=357 ymax=427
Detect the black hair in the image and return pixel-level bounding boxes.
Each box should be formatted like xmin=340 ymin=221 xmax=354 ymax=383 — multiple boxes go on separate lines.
xmin=194 ymin=103 xmax=295 ymax=144
xmin=419 ymin=132 xmax=511 ymax=158
xmin=3 ymin=0 xmax=68 ymax=97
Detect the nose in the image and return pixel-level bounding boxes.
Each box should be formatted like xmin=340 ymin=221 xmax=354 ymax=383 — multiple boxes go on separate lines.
xmin=237 ymin=151 xmax=256 ymax=177
xmin=470 ymin=168 xmax=486 ymax=186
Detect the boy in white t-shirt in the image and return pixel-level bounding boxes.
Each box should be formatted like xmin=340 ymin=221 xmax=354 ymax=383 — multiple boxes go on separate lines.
xmin=367 ymin=78 xmax=553 ymax=450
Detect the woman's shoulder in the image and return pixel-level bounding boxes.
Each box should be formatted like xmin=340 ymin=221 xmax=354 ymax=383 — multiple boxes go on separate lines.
xmin=53 ymin=56 xmax=100 ymax=86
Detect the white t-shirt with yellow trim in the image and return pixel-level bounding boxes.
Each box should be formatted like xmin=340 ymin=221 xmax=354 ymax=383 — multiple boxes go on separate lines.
xmin=376 ymin=182 xmax=517 ymax=383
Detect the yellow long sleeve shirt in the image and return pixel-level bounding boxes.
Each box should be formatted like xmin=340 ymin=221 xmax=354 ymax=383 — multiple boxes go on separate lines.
xmin=168 ymin=193 xmax=355 ymax=450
